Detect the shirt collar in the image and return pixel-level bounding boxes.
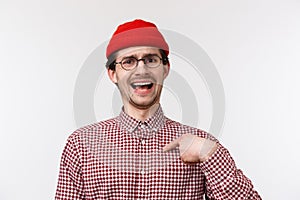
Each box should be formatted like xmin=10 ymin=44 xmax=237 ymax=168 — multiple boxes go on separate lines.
xmin=118 ymin=105 xmax=165 ymax=134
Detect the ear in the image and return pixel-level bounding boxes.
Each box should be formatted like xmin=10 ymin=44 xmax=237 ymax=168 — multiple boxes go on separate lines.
xmin=107 ymin=68 xmax=117 ymax=84
xmin=163 ymin=63 xmax=170 ymax=79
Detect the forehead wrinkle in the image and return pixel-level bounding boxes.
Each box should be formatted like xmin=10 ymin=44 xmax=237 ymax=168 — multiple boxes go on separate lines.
xmin=122 ymin=53 xmax=160 ymax=60
xmin=116 ymin=47 xmax=160 ymax=60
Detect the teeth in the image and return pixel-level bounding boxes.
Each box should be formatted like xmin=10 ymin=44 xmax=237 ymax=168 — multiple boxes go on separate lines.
xmin=131 ymin=82 xmax=153 ymax=89
xmin=132 ymin=82 xmax=152 ymax=86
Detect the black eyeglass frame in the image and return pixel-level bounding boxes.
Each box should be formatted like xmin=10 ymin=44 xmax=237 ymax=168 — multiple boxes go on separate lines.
xmin=114 ymin=55 xmax=166 ymax=71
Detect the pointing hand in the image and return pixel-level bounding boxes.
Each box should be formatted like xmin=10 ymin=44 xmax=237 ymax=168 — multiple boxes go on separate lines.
xmin=163 ymin=134 xmax=218 ymax=163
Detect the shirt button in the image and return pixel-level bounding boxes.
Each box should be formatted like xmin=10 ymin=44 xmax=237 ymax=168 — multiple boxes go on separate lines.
xmin=141 ymin=140 xmax=145 ymax=145
xmin=141 ymin=124 xmax=145 ymax=129
xmin=140 ymin=169 xmax=145 ymax=175
xmin=152 ymin=128 xmax=157 ymax=134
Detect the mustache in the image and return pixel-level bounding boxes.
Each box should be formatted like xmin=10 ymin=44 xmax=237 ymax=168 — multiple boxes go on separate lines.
xmin=129 ymin=75 xmax=157 ymax=83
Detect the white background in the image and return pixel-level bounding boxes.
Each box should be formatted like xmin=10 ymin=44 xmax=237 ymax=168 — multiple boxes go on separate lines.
xmin=1 ymin=0 xmax=300 ymax=199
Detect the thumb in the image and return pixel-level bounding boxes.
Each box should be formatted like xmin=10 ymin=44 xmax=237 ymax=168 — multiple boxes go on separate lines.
xmin=163 ymin=137 xmax=181 ymax=152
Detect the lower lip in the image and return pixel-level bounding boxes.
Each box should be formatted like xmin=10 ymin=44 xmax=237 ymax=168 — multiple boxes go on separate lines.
xmin=133 ymin=85 xmax=154 ymax=96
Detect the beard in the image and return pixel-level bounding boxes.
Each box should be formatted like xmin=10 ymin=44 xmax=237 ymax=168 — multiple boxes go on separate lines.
xmin=128 ymin=84 xmax=163 ymax=110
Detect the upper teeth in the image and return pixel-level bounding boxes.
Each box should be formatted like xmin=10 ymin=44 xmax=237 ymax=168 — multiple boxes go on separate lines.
xmin=133 ymin=82 xmax=152 ymax=86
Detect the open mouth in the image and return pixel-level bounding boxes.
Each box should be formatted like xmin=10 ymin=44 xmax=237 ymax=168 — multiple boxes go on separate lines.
xmin=131 ymin=82 xmax=154 ymax=90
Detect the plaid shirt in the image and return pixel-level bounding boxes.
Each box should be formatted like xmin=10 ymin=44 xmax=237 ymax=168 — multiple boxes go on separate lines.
xmin=55 ymin=106 xmax=261 ymax=199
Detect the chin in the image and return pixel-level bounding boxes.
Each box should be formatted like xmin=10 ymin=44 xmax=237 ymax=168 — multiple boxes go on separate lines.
xmin=129 ymin=98 xmax=158 ymax=109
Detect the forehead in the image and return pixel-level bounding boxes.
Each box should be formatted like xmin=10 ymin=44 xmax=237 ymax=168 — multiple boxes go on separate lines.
xmin=115 ymin=46 xmax=160 ymax=59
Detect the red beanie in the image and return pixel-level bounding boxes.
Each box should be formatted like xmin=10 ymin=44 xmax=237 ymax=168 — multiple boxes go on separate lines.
xmin=106 ymin=19 xmax=169 ymax=58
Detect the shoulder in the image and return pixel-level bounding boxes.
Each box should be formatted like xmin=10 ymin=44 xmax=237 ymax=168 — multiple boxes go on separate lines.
xmin=67 ymin=117 xmax=119 ymax=142
xmin=164 ymin=116 xmax=206 ymax=135
xmin=164 ymin=117 xmax=217 ymax=141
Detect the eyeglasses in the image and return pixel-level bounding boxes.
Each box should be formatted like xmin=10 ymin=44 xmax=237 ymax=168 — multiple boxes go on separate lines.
xmin=114 ymin=55 xmax=163 ymax=71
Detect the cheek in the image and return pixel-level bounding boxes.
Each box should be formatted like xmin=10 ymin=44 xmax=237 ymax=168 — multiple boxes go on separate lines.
xmin=155 ymin=72 xmax=167 ymax=86
xmin=116 ymin=73 xmax=130 ymax=89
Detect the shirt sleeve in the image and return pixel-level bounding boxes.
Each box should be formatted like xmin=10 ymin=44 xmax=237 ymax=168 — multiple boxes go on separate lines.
xmin=200 ymin=143 xmax=262 ymax=200
xmin=55 ymin=135 xmax=85 ymax=200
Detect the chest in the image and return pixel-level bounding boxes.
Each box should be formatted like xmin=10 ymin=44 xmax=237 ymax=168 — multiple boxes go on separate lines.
xmin=82 ymin=138 xmax=205 ymax=199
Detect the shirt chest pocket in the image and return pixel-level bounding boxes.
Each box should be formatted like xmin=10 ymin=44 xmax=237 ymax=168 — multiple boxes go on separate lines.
xmin=162 ymin=160 xmax=195 ymax=184
xmin=148 ymin=160 xmax=204 ymax=199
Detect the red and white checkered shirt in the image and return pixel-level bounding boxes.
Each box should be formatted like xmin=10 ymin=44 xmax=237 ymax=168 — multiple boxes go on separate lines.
xmin=55 ymin=106 xmax=261 ymax=199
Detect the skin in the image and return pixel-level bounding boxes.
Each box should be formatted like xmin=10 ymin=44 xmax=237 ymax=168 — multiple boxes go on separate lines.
xmin=107 ymin=46 xmax=217 ymax=163
xmin=108 ymin=46 xmax=169 ymax=121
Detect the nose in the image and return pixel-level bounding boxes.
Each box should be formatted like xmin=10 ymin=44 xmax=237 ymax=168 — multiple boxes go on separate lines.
xmin=134 ymin=59 xmax=148 ymax=74
xmin=136 ymin=58 xmax=147 ymax=67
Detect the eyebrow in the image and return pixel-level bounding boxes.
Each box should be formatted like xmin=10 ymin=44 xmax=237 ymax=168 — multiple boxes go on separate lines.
xmin=119 ymin=53 xmax=160 ymax=60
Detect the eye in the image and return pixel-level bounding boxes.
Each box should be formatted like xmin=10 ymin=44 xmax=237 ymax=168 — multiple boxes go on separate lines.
xmin=145 ymin=55 xmax=158 ymax=63
xmin=122 ymin=58 xmax=136 ymax=65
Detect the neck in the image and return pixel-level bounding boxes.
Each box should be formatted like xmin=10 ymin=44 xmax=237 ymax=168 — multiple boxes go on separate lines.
xmin=123 ymin=103 xmax=160 ymax=121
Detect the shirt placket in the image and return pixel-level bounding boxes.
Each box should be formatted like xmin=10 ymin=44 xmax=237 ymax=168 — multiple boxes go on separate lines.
xmin=135 ymin=122 xmax=150 ymax=199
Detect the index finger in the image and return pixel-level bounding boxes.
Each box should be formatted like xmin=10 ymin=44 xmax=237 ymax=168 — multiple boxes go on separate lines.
xmin=163 ymin=137 xmax=181 ymax=152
